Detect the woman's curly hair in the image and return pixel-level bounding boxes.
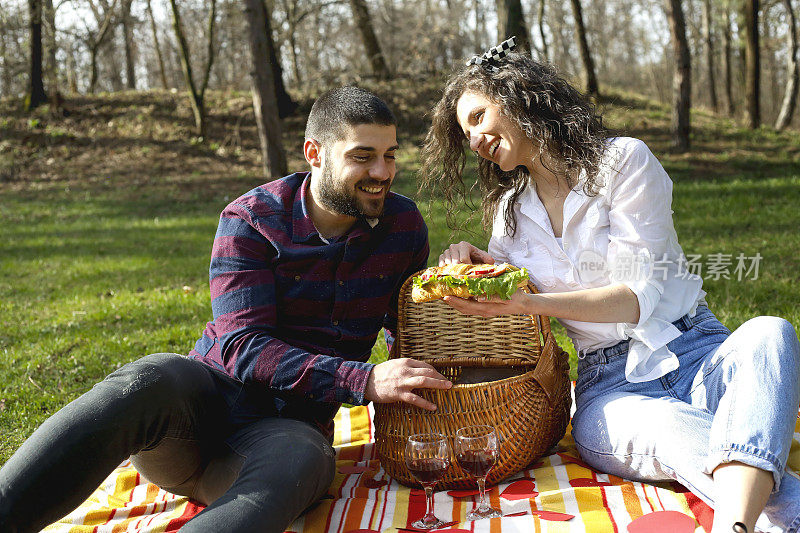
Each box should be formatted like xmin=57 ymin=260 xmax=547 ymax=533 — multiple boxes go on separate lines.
xmin=419 ymin=53 xmax=611 ymax=238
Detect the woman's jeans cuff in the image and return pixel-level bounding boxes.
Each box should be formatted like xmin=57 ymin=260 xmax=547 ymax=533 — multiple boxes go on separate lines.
xmin=704 ymin=443 xmax=785 ymax=492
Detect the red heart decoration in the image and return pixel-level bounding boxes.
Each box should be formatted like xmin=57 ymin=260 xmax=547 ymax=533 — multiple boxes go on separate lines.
xmin=627 ymin=511 xmax=696 ymax=533
xmin=338 ymin=465 xmax=374 ymax=474
xmin=362 ymin=478 xmax=387 ymax=489
xmin=500 ymin=479 xmax=539 ymax=500
xmin=447 ymin=488 xmax=480 ymax=498
xmin=569 ymin=477 xmax=613 ymax=488
xmin=531 ymin=510 xmax=575 ymax=521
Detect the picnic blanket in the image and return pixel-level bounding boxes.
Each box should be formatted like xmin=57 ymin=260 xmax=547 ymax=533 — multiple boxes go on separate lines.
xmin=43 ymin=398 xmax=800 ymax=533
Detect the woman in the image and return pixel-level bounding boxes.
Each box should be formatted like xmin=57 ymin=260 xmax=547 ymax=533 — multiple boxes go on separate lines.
xmin=420 ymin=42 xmax=800 ymax=533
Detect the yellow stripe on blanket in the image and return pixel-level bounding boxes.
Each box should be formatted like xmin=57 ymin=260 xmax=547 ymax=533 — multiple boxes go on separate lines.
xmin=43 ymin=404 xmax=800 ymax=532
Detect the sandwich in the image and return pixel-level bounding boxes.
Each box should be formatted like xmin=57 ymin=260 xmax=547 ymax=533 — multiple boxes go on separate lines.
xmin=411 ymin=263 xmax=530 ymax=303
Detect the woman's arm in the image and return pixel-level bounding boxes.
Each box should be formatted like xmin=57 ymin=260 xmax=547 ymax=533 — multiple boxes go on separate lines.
xmin=442 ymin=283 xmax=640 ymax=323
xmin=437 ymin=241 xmax=640 ymax=323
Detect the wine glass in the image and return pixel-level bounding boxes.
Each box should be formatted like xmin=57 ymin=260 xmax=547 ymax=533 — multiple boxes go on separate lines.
xmin=405 ymin=433 xmax=451 ymax=529
xmin=455 ymin=425 xmax=501 ymax=520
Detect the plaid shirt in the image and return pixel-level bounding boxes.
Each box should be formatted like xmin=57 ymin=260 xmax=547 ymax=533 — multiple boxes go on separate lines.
xmin=189 ymin=172 xmax=429 ymax=434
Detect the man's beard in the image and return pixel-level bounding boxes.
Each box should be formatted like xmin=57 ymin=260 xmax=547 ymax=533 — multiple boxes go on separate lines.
xmin=317 ymin=162 xmax=387 ymax=219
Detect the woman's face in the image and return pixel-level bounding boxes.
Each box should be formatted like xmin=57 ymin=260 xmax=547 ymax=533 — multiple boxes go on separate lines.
xmin=455 ymin=91 xmax=536 ymax=172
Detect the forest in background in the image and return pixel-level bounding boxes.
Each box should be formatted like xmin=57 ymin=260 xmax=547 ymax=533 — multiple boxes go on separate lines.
xmin=1 ymin=0 xmax=799 ymax=168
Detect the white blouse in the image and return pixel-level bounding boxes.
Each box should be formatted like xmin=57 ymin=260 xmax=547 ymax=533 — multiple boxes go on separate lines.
xmin=488 ymin=137 xmax=706 ymax=383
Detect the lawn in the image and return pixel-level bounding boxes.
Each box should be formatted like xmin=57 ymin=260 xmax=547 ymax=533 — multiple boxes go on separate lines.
xmin=1 ymin=85 xmax=799 ymax=464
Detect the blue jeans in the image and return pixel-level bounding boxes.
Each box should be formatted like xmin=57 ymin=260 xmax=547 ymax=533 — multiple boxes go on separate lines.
xmin=0 ymin=353 xmax=335 ymax=533
xmin=572 ymin=306 xmax=800 ymax=532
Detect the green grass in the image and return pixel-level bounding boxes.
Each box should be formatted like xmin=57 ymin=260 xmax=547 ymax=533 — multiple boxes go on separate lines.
xmin=2 ymin=86 xmax=800 ymax=464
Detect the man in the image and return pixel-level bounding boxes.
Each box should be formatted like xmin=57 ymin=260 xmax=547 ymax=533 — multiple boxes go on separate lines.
xmin=0 ymin=87 xmax=452 ymax=532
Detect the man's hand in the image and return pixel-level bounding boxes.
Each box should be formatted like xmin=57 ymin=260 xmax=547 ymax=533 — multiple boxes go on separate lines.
xmin=438 ymin=241 xmax=495 ymax=266
xmin=365 ymin=358 xmax=452 ymax=411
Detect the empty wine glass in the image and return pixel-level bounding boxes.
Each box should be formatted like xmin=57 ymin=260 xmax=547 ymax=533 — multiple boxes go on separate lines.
xmin=405 ymin=433 xmax=451 ymax=529
xmin=455 ymin=425 xmax=501 ymax=520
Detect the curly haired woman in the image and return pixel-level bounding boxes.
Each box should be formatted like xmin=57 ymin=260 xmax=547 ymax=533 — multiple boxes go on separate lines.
xmin=421 ymin=40 xmax=800 ymax=533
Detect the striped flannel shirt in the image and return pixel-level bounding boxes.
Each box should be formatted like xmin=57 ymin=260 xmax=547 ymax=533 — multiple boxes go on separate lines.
xmin=189 ymin=172 xmax=429 ymax=435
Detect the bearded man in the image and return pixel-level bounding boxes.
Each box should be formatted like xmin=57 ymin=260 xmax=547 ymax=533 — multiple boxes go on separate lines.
xmin=0 ymin=87 xmax=452 ymax=533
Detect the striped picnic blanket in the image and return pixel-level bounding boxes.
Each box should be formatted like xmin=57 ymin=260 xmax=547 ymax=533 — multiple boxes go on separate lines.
xmin=43 ymin=401 xmax=800 ymax=532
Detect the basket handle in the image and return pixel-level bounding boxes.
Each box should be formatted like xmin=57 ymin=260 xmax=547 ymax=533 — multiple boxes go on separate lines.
xmin=532 ymin=332 xmax=562 ymax=404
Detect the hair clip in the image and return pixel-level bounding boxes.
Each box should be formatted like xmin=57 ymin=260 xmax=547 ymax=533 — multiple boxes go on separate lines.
xmin=466 ymin=36 xmax=517 ymax=72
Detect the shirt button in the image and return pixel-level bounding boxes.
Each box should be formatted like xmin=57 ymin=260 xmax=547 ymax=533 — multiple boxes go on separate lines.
xmin=333 ymin=320 xmax=339 ymax=326
xmin=338 ymin=280 xmax=344 ymax=286
xmin=294 ymin=275 xmax=301 ymax=281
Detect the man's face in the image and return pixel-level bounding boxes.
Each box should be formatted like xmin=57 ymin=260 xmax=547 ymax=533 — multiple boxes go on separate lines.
xmin=315 ymin=124 xmax=398 ymax=219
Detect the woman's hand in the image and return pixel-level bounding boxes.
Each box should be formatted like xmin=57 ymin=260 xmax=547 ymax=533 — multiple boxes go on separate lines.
xmin=439 ymin=241 xmax=495 ymax=266
xmin=443 ymin=290 xmax=533 ymax=317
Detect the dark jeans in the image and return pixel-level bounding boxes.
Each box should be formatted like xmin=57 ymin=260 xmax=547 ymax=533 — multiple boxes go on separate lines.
xmin=0 ymin=353 xmax=336 ymax=533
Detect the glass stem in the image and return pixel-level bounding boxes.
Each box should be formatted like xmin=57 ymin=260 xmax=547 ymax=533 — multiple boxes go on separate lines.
xmin=424 ymin=485 xmax=435 ymax=520
xmin=477 ymin=476 xmax=488 ymax=511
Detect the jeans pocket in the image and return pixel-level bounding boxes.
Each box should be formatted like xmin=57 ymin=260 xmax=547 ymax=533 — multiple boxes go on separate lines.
xmin=692 ymin=313 xmax=731 ymax=335
xmin=575 ymin=363 xmax=604 ymax=397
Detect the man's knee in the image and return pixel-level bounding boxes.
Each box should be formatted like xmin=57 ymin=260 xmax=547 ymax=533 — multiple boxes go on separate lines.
xmin=98 ymin=353 xmax=201 ymax=406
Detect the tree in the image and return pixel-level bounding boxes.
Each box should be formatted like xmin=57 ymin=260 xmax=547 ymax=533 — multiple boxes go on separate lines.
xmin=665 ymin=0 xmax=691 ymax=151
xmin=537 ymin=0 xmax=549 ymax=61
xmin=743 ymin=0 xmax=760 ymax=128
xmin=260 ymin=0 xmax=296 ymax=118
xmin=83 ymin=0 xmax=120 ymax=93
xmin=243 ymin=0 xmax=287 ymax=178
xmin=42 ymin=0 xmax=57 ymax=96
xmin=702 ymin=0 xmax=718 ymax=110
xmin=495 ymin=0 xmax=532 ymax=52
xmin=348 ymin=0 xmax=391 ymax=79
xmin=121 ymin=0 xmax=135 ymax=89
xmin=168 ymin=0 xmax=218 ymax=137
xmin=26 ymin=0 xmax=48 ymax=110
xmin=569 ymin=0 xmax=599 ymax=97
xmin=776 ymin=0 xmax=799 ymax=129
xmin=721 ymin=4 xmax=736 ymax=115
xmin=146 ymin=0 xmax=169 ymax=89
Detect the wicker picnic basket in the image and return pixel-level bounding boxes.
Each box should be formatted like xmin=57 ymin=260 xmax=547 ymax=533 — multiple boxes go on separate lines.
xmin=374 ymin=272 xmax=572 ymax=489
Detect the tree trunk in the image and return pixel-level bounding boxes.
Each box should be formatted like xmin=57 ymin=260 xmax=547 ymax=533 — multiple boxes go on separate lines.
xmin=168 ymin=0 xmax=217 ymax=137
xmin=261 ymin=0 xmax=296 ymax=118
xmin=776 ymin=0 xmax=799 ymax=129
xmin=743 ymin=0 xmax=760 ymax=128
xmin=495 ymin=0 xmax=532 ymax=52
xmin=569 ymin=0 xmax=599 ymax=97
xmin=538 ymin=0 xmax=549 ymax=61
xmin=42 ymin=0 xmax=57 ymax=95
xmin=243 ymin=0 xmax=287 ymax=178
xmin=665 ymin=0 xmax=691 ymax=152
xmin=0 ymin=21 xmax=9 ymax=96
xmin=722 ymin=6 xmax=735 ymax=115
xmin=88 ymin=0 xmax=119 ymax=93
xmin=348 ymin=0 xmax=391 ymax=79
xmin=122 ymin=0 xmax=135 ymax=89
xmin=146 ymin=0 xmax=169 ymax=89
xmin=26 ymin=0 xmax=48 ymax=110
xmin=702 ymin=0 xmax=718 ymax=111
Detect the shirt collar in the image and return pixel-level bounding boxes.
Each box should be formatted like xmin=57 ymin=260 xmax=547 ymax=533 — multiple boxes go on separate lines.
xmin=291 ymin=173 xmax=380 ymax=244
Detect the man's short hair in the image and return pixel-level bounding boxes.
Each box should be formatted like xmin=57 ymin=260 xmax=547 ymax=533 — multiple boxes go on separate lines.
xmin=305 ymin=87 xmax=396 ymax=147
